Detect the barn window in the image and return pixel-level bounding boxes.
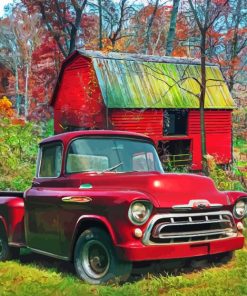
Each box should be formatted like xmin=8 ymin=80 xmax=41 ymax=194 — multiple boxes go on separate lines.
xmin=66 ymin=126 xmax=88 ymax=132
xmin=158 ymin=140 xmax=192 ymax=168
xmin=164 ymin=110 xmax=188 ymax=135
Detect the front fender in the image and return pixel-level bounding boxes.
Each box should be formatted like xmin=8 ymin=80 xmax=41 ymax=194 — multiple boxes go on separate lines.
xmin=70 ymin=215 xmax=117 ymax=259
xmin=226 ymin=191 xmax=247 ymax=205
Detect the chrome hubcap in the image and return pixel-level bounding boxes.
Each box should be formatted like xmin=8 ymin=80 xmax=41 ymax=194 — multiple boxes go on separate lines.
xmin=82 ymin=240 xmax=110 ymax=279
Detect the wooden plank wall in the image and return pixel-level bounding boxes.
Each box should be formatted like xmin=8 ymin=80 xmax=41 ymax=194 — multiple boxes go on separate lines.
xmin=54 ymin=55 xmax=105 ymax=133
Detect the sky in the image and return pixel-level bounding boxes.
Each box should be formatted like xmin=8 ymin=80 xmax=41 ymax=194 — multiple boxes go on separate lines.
xmin=0 ymin=0 xmax=13 ymax=17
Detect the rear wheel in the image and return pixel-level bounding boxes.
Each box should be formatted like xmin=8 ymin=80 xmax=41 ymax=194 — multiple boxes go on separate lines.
xmin=74 ymin=227 xmax=132 ymax=284
xmin=0 ymin=232 xmax=19 ymax=261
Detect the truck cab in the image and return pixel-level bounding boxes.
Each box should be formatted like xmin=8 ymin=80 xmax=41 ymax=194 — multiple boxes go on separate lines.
xmin=0 ymin=130 xmax=246 ymax=284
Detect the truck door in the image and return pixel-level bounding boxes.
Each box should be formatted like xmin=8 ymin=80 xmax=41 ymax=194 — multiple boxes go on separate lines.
xmin=25 ymin=141 xmax=63 ymax=256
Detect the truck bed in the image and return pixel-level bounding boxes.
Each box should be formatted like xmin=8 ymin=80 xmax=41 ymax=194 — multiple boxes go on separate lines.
xmin=0 ymin=191 xmax=24 ymax=198
xmin=0 ymin=191 xmax=25 ymax=245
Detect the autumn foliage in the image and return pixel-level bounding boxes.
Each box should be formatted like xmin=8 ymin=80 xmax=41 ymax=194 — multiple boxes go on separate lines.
xmin=0 ymin=96 xmax=15 ymax=118
xmin=0 ymin=0 xmax=245 ymax=122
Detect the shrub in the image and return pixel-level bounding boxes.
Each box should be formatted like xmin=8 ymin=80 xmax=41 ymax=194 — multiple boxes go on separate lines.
xmin=0 ymin=118 xmax=41 ymax=191
xmin=206 ymin=155 xmax=246 ymax=191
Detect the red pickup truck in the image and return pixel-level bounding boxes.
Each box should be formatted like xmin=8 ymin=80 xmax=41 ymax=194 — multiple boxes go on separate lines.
xmin=0 ymin=130 xmax=246 ymax=284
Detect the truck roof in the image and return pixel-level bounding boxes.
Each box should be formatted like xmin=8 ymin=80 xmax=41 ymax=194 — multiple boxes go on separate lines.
xmin=40 ymin=130 xmax=154 ymax=145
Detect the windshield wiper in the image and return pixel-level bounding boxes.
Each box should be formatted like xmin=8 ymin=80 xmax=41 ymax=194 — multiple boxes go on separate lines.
xmin=102 ymin=162 xmax=123 ymax=173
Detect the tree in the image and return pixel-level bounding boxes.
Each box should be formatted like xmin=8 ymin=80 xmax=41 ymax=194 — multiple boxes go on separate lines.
xmin=143 ymin=0 xmax=159 ymax=54
xmin=0 ymin=5 xmax=56 ymax=120
xmin=0 ymin=18 xmax=22 ymax=115
xmin=21 ymin=0 xmax=88 ymax=57
xmin=30 ymin=35 xmax=62 ymax=121
xmin=165 ymin=0 xmax=180 ymax=55
xmin=170 ymin=9 xmax=192 ymax=56
xmin=98 ymin=0 xmax=103 ymax=49
xmin=11 ymin=7 xmax=43 ymax=118
xmin=129 ymin=3 xmax=171 ymax=54
xmin=217 ymin=0 xmax=246 ymax=91
xmin=187 ymin=0 xmax=229 ymax=174
xmin=103 ymin=0 xmax=136 ymax=49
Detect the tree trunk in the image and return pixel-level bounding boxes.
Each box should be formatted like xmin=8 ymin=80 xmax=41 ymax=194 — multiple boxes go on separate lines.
xmin=98 ymin=0 xmax=103 ymax=49
xmin=15 ymin=62 xmax=20 ymax=116
xmin=143 ymin=0 xmax=159 ymax=54
xmin=109 ymin=0 xmax=127 ymax=48
xmin=69 ymin=6 xmax=84 ymax=54
xmin=200 ymin=31 xmax=208 ymax=175
xmin=165 ymin=0 xmax=180 ymax=56
xmin=24 ymin=62 xmax=30 ymax=119
xmin=228 ymin=0 xmax=241 ymax=91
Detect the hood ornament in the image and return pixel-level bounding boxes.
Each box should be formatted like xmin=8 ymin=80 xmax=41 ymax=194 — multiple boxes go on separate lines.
xmin=173 ymin=199 xmax=223 ymax=211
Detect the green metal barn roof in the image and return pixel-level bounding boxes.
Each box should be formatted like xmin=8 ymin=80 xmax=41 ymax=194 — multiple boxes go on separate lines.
xmin=65 ymin=50 xmax=236 ymax=109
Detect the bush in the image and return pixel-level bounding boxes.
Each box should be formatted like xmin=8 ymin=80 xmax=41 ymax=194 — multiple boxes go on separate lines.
xmin=206 ymin=155 xmax=246 ymax=191
xmin=0 ymin=118 xmax=41 ymax=191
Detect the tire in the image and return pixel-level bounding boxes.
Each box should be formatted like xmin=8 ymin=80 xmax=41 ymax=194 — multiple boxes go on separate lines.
xmin=210 ymin=251 xmax=234 ymax=266
xmin=74 ymin=227 xmax=132 ymax=284
xmin=0 ymin=232 xmax=20 ymax=261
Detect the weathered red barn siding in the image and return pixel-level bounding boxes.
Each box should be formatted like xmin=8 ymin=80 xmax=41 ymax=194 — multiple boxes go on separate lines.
xmin=110 ymin=109 xmax=232 ymax=170
xmin=110 ymin=109 xmax=163 ymax=141
xmin=188 ymin=110 xmax=232 ymax=170
xmin=53 ymin=55 xmax=105 ymax=133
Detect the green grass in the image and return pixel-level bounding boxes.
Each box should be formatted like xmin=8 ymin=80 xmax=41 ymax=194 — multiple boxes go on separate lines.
xmin=234 ymin=138 xmax=247 ymax=154
xmin=0 ymin=248 xmax=247 ymax=296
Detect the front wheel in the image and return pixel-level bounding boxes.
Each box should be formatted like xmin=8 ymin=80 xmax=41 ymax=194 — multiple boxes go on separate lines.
xmin=74 ymin=227 xmax=132 ymax=284
xmin=209 ymin=251 xmax=234 ymax=266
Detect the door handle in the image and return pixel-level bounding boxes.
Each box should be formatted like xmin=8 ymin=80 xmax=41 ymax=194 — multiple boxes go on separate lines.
xmin=61 ymin=196 xmax=92 ymax=203
xmin=32 ymin=181 xmax=40 ymax=186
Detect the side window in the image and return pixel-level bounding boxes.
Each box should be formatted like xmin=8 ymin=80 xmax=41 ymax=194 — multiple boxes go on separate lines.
xmin=38 ymin=143 xmax=62 ymax=177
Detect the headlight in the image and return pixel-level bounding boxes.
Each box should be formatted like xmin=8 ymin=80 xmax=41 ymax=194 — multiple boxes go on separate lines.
xmin=233 ymin=200 xmax=247 ymax=219
xmin=128 ymin=201 xmax=153 ymax=225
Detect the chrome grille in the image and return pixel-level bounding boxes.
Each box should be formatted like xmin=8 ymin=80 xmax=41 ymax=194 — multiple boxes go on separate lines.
xmin=143 ymin=211 xmax=237 ymax=245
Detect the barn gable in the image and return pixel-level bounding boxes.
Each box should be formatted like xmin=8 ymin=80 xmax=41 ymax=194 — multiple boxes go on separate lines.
xmin=52 ymin=52 xmax=106 ymax=132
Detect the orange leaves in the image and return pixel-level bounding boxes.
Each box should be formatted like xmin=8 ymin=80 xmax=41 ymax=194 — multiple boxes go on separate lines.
xmin=172 ymin=46 xmax=188 ymax=57
xmin=0 ymin=96 xmax=25 ymax=125
xmin=11 ymin=118 xmax=25 ymax=126
xmin=176 ymin=17 xmax=191 ymax=41
xmin=0 ymin=96 xmax=15 ymax=118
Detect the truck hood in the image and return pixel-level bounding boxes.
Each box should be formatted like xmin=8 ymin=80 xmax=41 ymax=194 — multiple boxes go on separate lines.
xmin=75 ymin=172 xmax=228 ymax=208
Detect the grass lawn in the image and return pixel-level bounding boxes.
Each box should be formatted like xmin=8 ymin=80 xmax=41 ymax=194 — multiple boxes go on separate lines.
xmin=0 ymin=246 xmax=247 ymax=296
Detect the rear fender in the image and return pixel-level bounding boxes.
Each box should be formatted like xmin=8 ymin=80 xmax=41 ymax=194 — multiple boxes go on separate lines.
xmin=0 ymin=216 xmax=8 ymax=237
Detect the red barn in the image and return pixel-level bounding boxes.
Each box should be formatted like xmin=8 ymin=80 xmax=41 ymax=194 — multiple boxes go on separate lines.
xmin=51 ymin=50 xmax=235 ymax=170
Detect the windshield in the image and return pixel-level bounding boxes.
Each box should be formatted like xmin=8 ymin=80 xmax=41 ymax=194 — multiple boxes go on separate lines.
xmin=66 ymin=137 xmax=164 ymax=174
